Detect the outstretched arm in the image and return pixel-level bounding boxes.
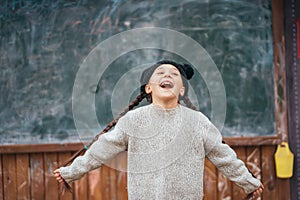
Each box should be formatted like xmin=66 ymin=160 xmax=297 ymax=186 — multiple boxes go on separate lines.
xmin=204 ymin=121 xmax=263 ymax=196
xmin=53 ymin=126 xmax=128 ymax=183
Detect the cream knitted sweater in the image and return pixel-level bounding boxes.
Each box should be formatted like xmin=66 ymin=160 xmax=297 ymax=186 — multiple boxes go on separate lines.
xmin=59 ymin=104 xmax=260 ymax=199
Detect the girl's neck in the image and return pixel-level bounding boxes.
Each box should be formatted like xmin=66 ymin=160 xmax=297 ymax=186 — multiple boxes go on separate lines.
xmin=151 ymin=98 xmax=179 ymax=109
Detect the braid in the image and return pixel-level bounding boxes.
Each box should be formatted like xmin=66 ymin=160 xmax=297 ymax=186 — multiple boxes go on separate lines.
xmin=92 ymin=92 xmax=147 ymax=142
xmin=63 ymin=92 xmax=147 ymax=166
xmin=182 ymin=96 xmax=198 ymax=111
xmin=59 ymin=92 xmax=147 ymax=193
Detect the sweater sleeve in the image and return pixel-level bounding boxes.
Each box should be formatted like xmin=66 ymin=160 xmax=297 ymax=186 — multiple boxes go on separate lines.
xmin=204 ymin=121 xmax=261 ymax=194
xmin=59 ymin=125 xmax=128 ymax=183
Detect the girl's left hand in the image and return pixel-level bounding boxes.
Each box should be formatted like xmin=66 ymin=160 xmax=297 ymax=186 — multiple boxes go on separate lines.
xmin=250 ymin=183 xmax=264 ymax=199
xmin=53 ymin=169 xmax=64 ymax=183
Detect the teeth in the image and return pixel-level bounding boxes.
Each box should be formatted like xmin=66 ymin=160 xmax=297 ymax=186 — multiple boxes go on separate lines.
xmin=160 ymin=81 xmax=173 ymax=88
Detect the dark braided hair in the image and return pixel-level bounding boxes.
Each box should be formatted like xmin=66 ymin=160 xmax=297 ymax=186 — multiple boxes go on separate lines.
xmin=59 ymin=92 xmax=147 ymax=193
xmin=182 ymin=96 xmax=198 ymax=111
xmin=91 ymin=92 xmax=147 ymax=143
xmin=59 ymin=60 xmax=198 ymax=193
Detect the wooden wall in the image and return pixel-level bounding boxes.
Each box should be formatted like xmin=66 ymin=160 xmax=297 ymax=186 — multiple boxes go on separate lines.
xmin=0 ymin=142 xmax=290 ymax=200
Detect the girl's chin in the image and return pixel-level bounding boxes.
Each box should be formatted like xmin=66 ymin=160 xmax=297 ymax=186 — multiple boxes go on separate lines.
xmin=152 ymin=88 xmax=179 ymax=100
xmin=155 ymin=93 xmax=178 ymax=101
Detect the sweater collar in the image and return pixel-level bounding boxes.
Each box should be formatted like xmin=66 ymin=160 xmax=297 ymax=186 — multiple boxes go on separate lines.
xmin=149 ymin=103 xmax=181 ymax=117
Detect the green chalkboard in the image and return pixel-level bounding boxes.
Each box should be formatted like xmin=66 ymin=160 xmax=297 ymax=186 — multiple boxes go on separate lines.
xmin=0 ymin=0 xmax=274 ymax=144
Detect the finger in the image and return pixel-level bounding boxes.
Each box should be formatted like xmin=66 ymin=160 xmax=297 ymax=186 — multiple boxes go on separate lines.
xmin=254 ymin=190 xmax=260 ymax=196
xmin=53 ymin=170 xmax=61 ymax=177
xmin=260 ymin=184 xmax=264 ymax=190
xmin=53 ymin=170 xmax=59 ymax=175
xmin=252 ymin=189 xmax=262 ymax=197
xmin=256 ymin=189 xmax=262 ymax=195
xmin=252 ymin=191 xmax=258 ymax=198
xmin=56 ymin=175 xmax=63 ymax=179
xmin=56 ymin=177 xmax=64 ymax=183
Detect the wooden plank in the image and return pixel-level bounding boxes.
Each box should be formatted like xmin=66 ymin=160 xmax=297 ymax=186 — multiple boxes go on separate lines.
xmin=217 ymin=170 xmax=232 ymax=200
xmin=277 ymin=178 xmax=290 ymax=200
xmin=263 ymin=145 xmax=290 ymax=200
xmin=30 ymin=153 xmax=45 ymax=200
xmin=223 ymin=135 xmax=282 ymax=147
xmin=0 ymin=143 xmax=83 ymax=154
xmin=101 ymin=165 xmax=111 ymax=200
xmin=16 ymin=154 xmax=30 ymax=199
xmin=246 ymin=146 xmax=262 ymax=200
xmin=271 ymin=0 xmax=291 ymax=198
xmin=272 ymin=0 xmax=288 ymax=142
xmin=203 ymin=158 xmax=217 ymax=200
xmin=232 ymin=147 xmax=247 ymax=200
xmin=109 ymin=159 xmax=117 ymax=200
xmin=2 ymin=154 xmax=17 ymax=200
xmin=116 ymin=152 xmax=128 ymax=200
xmin=0 ymin=155 xmax=3 ymax=200
xmin=246 ymin=146 xmax=262 ymax=181
xmin=117 ymin=171 xmax=127 ymax=200
xmin=261 ymin=146 xmax=277 ymax=200
xmin=44 ymin=153 xmax=59 ymax=200
xmin=74 ymin=174 xmax=88 ymax=200
xmin=58 ymin=152 xmax=74 ymax=200
xmin=88 ymin=169 xmax=102 ymax=200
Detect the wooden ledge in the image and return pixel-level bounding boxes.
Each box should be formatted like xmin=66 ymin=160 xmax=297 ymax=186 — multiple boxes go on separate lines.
xmin=0 ymin=142 xmax=83 ymax=154
xmin=0 ymin=135 xmax=282 ymax=154
xmin=223 ymin=135 xmax=282 ymax=146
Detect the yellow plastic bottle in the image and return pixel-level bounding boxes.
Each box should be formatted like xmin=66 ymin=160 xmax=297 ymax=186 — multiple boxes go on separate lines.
xmin=274 ymin=142 xmax=294 ymax=178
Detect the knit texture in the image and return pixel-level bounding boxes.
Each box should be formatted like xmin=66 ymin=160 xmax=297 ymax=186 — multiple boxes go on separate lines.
xmin=59 ymin=104 xmax=261 ymax=199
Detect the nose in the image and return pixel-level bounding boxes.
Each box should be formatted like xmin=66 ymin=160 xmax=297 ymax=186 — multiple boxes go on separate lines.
xmin=163 ymin=71 xmax=172 ymax=77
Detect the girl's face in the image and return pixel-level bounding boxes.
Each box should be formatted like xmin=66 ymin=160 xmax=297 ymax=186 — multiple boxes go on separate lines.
xmin=145 ymin=64 xmax=185 ymax=106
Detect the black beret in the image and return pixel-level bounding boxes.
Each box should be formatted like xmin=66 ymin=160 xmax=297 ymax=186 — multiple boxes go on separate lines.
xmin=140 ymin=60 xmax=194 ymax=94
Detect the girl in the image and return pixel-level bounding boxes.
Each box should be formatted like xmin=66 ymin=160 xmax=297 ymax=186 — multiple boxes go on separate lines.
xmin=54 ymin=60 xmax=264 ymax=199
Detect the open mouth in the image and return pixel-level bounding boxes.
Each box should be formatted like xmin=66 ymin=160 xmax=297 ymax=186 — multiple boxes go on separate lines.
xmin=160 ymin=81 xmax=174 ymax=89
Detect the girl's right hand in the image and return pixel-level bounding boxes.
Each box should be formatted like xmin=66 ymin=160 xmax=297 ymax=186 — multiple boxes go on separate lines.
xmin=53 ymin=169 xmax=64 ymax=183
